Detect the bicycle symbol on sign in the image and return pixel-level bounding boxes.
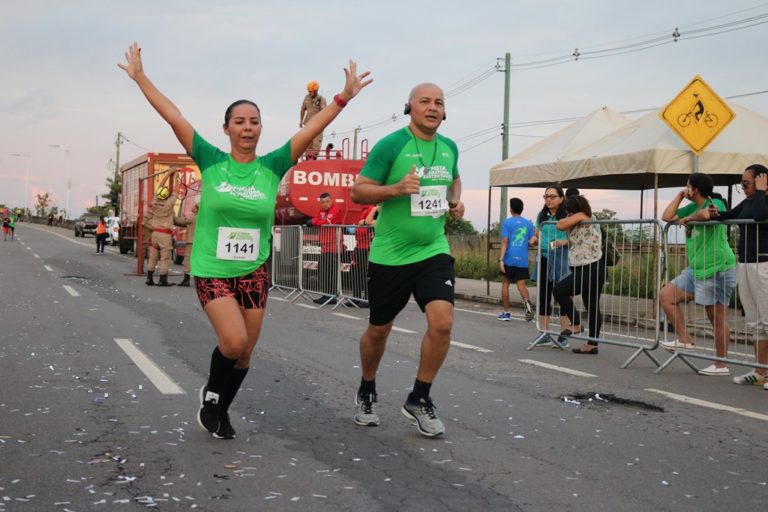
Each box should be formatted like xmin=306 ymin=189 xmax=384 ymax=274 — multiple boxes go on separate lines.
xmin=677 ymin=93 xmax=718 ymax=128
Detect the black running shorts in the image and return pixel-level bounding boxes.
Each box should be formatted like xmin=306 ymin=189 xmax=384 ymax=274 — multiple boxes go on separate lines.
xmin=501 ymin=264 xmax=530 ymax=282
xmin=367 ymin=253 xmax=455 ymax=326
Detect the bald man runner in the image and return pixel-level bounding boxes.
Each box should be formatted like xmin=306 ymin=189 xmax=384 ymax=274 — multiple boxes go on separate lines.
xmin=350 ymin=83 xmax=464 ymax=437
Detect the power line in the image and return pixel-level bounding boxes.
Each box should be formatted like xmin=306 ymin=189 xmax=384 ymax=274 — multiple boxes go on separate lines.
xmin=509 ymin=11 xmax=768 ymax=70
xmin=334 ymin=8 xmax=767 ymax=138
xmin=460 ymin=134 xmax=502 ymax=153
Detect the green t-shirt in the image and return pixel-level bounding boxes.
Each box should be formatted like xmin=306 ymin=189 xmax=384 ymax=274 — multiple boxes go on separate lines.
xmin=190 ymin=132 xmax=295 ymax=278
xmin=677 ymin=198 xmax=735 ymax=279
xmin=362 ymin=127 xmax=460 ymax=265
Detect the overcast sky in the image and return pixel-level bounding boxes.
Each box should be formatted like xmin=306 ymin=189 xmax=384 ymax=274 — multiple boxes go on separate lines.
xmin=1 ymin=0 xmax=766 ymax=227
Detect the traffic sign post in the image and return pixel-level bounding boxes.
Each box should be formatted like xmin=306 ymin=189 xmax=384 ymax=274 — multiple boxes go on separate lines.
xmin=659 ymin=75 xmax=735 ymax=155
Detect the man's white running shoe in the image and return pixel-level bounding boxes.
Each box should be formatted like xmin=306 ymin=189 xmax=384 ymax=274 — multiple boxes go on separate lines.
xmin=354 ymin=393 xmax=380 ymax=426
xmin=402 ymin=397 xmax=445 ymax=437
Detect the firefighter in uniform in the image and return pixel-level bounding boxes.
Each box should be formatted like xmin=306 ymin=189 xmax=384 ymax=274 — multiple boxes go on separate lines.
xmin=146 ymin=170 xmax=179 ymax=286
xmin=173 ymin=202 xmax=198 ymax=286
xmin=300 ymin=81 xmax=327 ymax=158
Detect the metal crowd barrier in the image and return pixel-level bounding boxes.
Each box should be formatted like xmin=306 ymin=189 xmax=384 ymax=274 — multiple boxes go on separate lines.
xmin=657 ymin=219 xmax=768 ymax=377
xmin=269 ymin=225 xmax=374 ymax=308
xmin=271 ymin=226 xmax=303 ymax=299
xmin=529 ymin=219 xmax=665 ymax=369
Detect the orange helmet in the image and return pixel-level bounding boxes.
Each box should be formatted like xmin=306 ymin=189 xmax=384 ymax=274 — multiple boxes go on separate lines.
xmin=307 ymin=81 xmax=319 ymax=92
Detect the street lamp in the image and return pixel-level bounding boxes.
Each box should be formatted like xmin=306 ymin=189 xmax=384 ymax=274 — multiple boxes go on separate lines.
xmin=9 ymin=152 xmax=31 ymax=216
xmin=48 ymin=144 xmax=71 ymax=219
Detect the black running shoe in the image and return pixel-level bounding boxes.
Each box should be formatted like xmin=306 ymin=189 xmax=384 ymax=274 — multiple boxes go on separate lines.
xmin=213 ymin=412 xmax=236 ymax=440
xmin=197 ymin=385 xmax=220 ymax=433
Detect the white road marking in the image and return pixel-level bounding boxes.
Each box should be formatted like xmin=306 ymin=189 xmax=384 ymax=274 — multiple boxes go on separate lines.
xmin=62 ymin=285 xmax=80 ymax=297
xmin=332 ymin=312 xmax=362 ymax=320
xmin=297 ymin=303 xmax=317 ymax=309
xmin=518 ymin=359 xmax=598 ymax=378
xmin=22 ymin=223 xmax=106 ymax=249
xmin=44 ymin=265 xmax=53 ymax=271
xmin=645 ymin=388 xmax=768 ymax=422
xmin=114 ymin=338 xmax=185 ymax=395
xmin=391 ymin=326 xmax=417 ymax=334
xmin=454 ymin=306 xmax=498 ymax=317
xmin=33 ymin=254 xmax=40 ymax=258
xmin=270 ymin=297 xmax=288 ymax=302
xmin=451 ymin=340 xmax=494 ymax=353
xmin=26 ymin=246 xmax=32 ymax=250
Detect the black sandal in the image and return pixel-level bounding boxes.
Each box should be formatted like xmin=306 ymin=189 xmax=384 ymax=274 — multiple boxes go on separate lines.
xmin=572 ymin=345 xmax=598 ymax=355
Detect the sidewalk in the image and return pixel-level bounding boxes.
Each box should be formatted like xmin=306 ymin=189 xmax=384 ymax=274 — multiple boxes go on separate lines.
xmin=454 ymin=277 xmax=532 ymax=307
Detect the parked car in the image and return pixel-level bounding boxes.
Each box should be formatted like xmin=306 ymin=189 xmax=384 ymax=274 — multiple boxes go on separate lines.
xmin=74 ymin=214 xmax=100 ymax=237
xmin=106 ymin=217 xmax=120 ymax=245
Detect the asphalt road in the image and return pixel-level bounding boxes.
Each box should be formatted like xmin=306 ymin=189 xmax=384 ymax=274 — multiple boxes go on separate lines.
xmin=1 ymin=223 xmax=766 ymax=511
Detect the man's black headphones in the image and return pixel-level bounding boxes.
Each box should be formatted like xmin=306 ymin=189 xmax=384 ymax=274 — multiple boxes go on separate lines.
xmin=403 ymin=102 xmax=446 ymax=120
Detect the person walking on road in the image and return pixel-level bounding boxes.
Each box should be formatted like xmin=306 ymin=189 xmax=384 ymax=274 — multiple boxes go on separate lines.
xmin=146 ymin=170 xmax=180 ymax=286
xmin=497 ymin=197 xmax=535 ymax=322
xmin=2 ymin=215 xmax=11 ymax=241
xmin=350 ymin=82 xmax=464 ymax=438
xmin=174 ymin=202 xmax=198 ymax=287
xmin=95 ymin=216 xmax=108 ymax=253
xmin=119 ymin=41 xmax=372 ymax=439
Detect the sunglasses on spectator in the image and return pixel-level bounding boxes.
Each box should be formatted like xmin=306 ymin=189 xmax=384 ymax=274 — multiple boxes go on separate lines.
xmin=542 ymin=194 xmax=560 ymax=200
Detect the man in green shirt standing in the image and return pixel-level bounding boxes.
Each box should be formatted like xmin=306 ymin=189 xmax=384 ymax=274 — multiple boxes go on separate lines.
xmin=350 ymin=83 xmax=464 ymax=437
xmin=659 ymin=172 xmax=736 ymax=375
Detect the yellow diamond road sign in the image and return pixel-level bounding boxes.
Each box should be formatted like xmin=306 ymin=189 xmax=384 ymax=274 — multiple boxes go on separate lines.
xmin=659 ymin=75 xmax=735 ymax=155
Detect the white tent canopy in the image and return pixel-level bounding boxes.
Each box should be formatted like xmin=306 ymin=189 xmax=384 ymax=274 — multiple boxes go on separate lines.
xmin=489 ymin=107 xmax=630 ymax=188
xmin=558 ymin=102 xmax=768 ymax=189
xmin=489 ymin=102 xmax=768 ymax=191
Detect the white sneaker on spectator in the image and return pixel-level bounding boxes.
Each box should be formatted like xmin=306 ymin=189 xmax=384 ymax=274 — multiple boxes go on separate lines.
xmin=732 ymin=371 xmax=766 ymax=386
xmin=660 ymin=339 xmax=696 ymax=351
xmin=698 ymin=364 xmax=729 ymax=376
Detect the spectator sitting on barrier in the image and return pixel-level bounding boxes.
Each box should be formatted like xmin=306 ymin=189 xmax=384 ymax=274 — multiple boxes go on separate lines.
xmin=309 ymin=192 xmax=342 ymax=304
xmin=705 ymin=164 xmax=768 ymax=388
xmin=553 ymin=194 xmax=605 ymax=354
xmin=660 ymin=172 xmax=736 ymax=376
xmin=497 ymin=197 xmax=535 ymax=322
xmin=531 ymin=185 xmax=576 ymax=345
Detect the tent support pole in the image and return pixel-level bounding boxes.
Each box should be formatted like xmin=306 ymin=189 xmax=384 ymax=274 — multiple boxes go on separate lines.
xmin=486 ymin=186 xmax=493 ymax=296
xmin=639 ymin=188 xmax=644 ymax=219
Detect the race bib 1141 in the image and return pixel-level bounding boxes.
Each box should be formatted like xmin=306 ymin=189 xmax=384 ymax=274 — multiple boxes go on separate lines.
xmin=216 ymin=227 xmax=260 ymax=261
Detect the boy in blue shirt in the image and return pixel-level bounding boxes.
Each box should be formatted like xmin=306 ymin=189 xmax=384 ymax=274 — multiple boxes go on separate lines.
xmin=498 ymin=198 xmax=535 ymax=321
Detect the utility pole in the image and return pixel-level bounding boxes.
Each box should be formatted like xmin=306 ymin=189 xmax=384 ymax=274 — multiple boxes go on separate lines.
xmin=499 ymin=52 xmax=511 ymax=225
xmin=352 ymin=127 xmax=361 ymax=159
xmin=114 ymin=132 xmax=125 ymax=213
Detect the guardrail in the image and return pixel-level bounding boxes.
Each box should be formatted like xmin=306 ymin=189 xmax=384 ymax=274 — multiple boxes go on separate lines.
xmin=656 ymin=219 xmax=768 ymax=377
xmin=269 ymin=225 xmax=373 ymax=309
xmin=528 ymin=219 xmax=665 ymax=369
